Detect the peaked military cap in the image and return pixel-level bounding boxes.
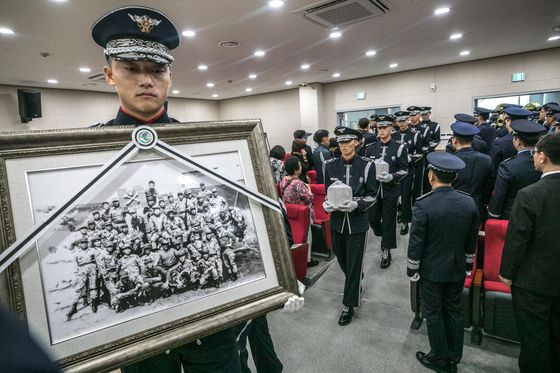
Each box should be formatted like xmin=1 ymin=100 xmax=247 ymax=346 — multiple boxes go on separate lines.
xmin=453 ymin=113 xmax=477 ymax=124
xmin=504 ymin=107 xmax=533 ymax=119
xmin=451 ymin=121 xmax=480 ymax=136
xmin=334 ymin=126 xmax=363 ymax=142
xmin=92 ymin=6 xmax=180 ymax=65
xmin=419 ymin=106 xmax=432 ymax=114
xmin=544 ymin=103 xmax=560 ymax=115
xmin=474 ymin=107 xmax=492 ymax=115
xmin=427 ymin=152 xmax=465 ymax=173
xmin=407 ymin=106 xmax=422 ymax=115
xmin=510 ymin=119 xmax=546 ymax=136
xmin=394 ymin=111 xmax=409 ymax=121
xmin=374 ymin=115 xmax=395 ymax=126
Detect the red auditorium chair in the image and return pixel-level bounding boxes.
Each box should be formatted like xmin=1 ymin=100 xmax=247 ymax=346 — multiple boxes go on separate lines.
xmin=473 ymin=219 xmax=519 ymax=344
xmin=309 ymin=184 xmax=333 ymax=257
xmin=285 ymin=204 xmax=311 ymax=280
xmin=307 ymin=170 xmax=317 ymax=184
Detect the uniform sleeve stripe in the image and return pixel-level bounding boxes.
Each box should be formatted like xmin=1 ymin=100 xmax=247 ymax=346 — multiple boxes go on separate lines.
xmin=407 ymin=258 xmax=420 ymax=269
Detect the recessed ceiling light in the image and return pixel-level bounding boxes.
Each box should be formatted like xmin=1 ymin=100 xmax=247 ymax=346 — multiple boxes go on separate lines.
xmin=47 ymin=79 xmax=58 ymax=84
xmin=198 ymin=64 xmax=208 ymax=70
xmin=79 ymin=67 xmax=91 ymax=73
xmin=548 ymin=35 xmax=560 ymax=41
xmin=329 ymin=31 xmax=342 ymax=39
xmin=434 ymin=7 xmax=450 ymax=15
xmin=249 ymin=74 xmax=257 ymax=79
xmin=206 ymin=82 xmax=215 ymax=88
xmin=449 ymin=33 xmax=462 ymax=40
xmin=268 ymin=0 xmax=284 ymax=7
xmin=254 ymin=50 xmax=266 ymax=57
xmin=212 ymin=94 xmax=219 ymax=98
xmin=366 ymin=50 xmax=376 ymax=57
xmin=459 ymin=50 xmax=470 ymax=56
xmin=389 ymin=63 xmax=398 ymax=68
xmin=172 ymin=90 xmax=180 ymax=94
xmin=285 ymin=81 xmax=293 ymax=85
xmin=332 ymin=73 xmax=341 ymax=78
xmin=182 ymin=30 xmax=196 ymax=37
xmin=245 ymin=88 xmax=253 ymax=92
xmin=301 ymin=64 xmax=310 ymax=70
xmin=50 ymin=0 xmax=67 ymax=2
xmin=0 ymin=27 xmax=15 ymax=35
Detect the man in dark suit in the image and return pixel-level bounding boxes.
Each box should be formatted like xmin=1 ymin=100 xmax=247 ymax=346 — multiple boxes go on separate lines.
xmin=407 ymin=152 xmax=479 ymax=373
xmin=488 ymin=120 xmax=546 ymax=219
xmin=500 ymin=132 xmax=560 ymax=373
xmin=312 ymin=129 xmax=332 ymax=184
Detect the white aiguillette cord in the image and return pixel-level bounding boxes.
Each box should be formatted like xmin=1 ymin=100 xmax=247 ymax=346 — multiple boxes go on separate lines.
xmin=0 ymin=126 xmax=280 ymax=274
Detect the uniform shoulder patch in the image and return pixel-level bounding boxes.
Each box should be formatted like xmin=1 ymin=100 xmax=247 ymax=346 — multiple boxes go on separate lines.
xmin=502 ymin=156 xmax=515 ymax=163
xmin=455 ymin=190 xmax=472 ymax=197
xmin=324 ymin=157 xmax=337 ymax=164
xmin=415 ymin=191 xmax=434 ymax=201
xmin=361 ymin=156 xmax=373 ymax=162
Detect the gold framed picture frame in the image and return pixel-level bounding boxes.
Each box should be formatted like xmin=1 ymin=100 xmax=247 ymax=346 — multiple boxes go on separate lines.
xmin=0 ymin=120 xmax=296 ymax=372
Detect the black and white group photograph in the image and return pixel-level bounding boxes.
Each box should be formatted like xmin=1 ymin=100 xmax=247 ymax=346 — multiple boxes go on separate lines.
xmin=28 ymin=152 xmax=265 ymax=343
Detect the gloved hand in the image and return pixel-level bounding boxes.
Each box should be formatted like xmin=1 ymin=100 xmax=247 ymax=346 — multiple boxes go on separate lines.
xmin=378 ymin=172 xmax=393 ymax=183
xmin=322 ymin=200 xmax=336 ymax=213
xmin=338 ymin=200 xmax=358 ymax=212
xmin=409 ymin=272 xmax=420 ymax=282
xmin=283 ymin=295 xmax=304 ymax=312
xmin=466 ymin=271 xmax=472 ymax=277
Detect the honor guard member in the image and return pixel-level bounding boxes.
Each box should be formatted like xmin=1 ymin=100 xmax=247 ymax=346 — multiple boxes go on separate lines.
xmin=322 ymin=126 xmax=377 ymax=325
xmin=490 ymin=107 xmax=533 ymax=171
xmin=366 ymin=115 xmax=408 ymax=268
xmin=446 ymin=114 xmax=488 ymax=154
xmin=357 ymin=117 xmax=377 ymax=156
xmin=420 ymin=107 xmax=441 ymax=152
xmin=91 ymin=6 xmax=243 ymax=373
xmin=495 ymin=104 xmax=522 ymax=138
xmin=543 ymin=103 xmax=560 ymax=132
xmin=448 ymin=121 xmax=494 ymax=215
xmin=407 ymin=152 xmax=479 ymax=373
xmin=474 ymin=107 xmax=496 ymax=153
xmin=407 ymin=106 xmax=431 ymax=199
xmin=392 ymin=111 xmax=423 ymax=235
xmin=488 ymin=119 xmax=546 ymax=219
xmin=312 ymin=129 xmax=332 ymax=184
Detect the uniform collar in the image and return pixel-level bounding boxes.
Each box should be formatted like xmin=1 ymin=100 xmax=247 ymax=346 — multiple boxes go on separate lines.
xmin=456 ymin=147 xmax=473 ymax=153
xmin=341 ymin=153 xmax=358 ymax=164
xmin=114 ymin=107 xmax=170 ymax=126
xmin=432 ymin=185 xmax=454 ymax=193
xmin=380 ymin=138 xmax=392 ymax=146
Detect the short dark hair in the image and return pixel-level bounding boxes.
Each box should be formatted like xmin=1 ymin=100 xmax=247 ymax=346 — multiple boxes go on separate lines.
xmin=515 ymin=134 xmax=540 ymax=147
xmin=431 ymin=168 xmax=457 ymax=184
xmin=453 ymin=135 xmax=473 ymax=145
xmin=358 ymin=118 xmax=370 ymax=129
xmin=292 ymin=139 xmax=306 ymax=153
xmin=478 ymin=112 xmax=490 ymax=120
xmin=535 ymin=132 xmax=560 ymax=165
xmin=329 ymin=138 xmax=338 ymax=149
xmin=270 ymin=145 xmax=285 ymax=160
xmin=284 ymin=157 xmax=301 ymax=176
xmin=313 ymin=129 xmax=329 ymax=144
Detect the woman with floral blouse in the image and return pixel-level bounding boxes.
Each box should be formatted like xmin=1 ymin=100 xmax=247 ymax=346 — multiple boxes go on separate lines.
xmin=269 ymin=145 xmax=287 ymax=184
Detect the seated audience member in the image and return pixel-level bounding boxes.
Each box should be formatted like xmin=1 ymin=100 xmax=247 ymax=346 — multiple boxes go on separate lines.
xmin=279 ymin=157 xmax=318 ymax=267
xmin=269 ymin=145 xmax=287 ymax=184
xmin=291 ymin=139 xmax=311 ymax=183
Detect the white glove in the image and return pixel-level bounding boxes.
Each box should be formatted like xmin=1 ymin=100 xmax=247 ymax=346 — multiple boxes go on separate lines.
xmin=297 ymin=280 xmax=305 ymax=296
xmin=338 ymin=200 xmax=358 ymax=212
xmin=378 ymin=172 xmax=393 ymax=183
xmin=409 ymin=273 xmax=420 ymax=282
xmin=283 ymin=295 xmax=304 ymax=312
xmin=466 ymin=271 xmax=472 ymax=277
xmin=322 ymin=200 xmax=336 ymax=213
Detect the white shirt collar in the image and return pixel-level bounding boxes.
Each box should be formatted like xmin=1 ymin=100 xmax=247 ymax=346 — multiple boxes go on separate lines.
xmin=541 ymin=170 xmax=560 ymax=179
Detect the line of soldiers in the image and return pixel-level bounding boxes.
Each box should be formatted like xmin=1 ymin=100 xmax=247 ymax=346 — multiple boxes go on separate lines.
xmin=64 ymin=181 xmax=248 ymax=320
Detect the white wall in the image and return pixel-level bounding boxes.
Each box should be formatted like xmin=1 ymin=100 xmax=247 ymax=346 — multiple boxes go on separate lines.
xmin=218 ymin=89 xmax=301 ymax=150
xmin=0 ymin=85 xmax=219 ymax=131
xmin=322 ymin=48 xmax=560 ymax=134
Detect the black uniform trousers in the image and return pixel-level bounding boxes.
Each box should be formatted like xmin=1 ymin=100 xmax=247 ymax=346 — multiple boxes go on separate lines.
xmin=511 ymin=286 xmax=560 ymax=373
xmin=411 ymin=161 xmax=425 ymax=202
xmin=420 ymin=279 xmax=464 ymax=364
xmin=122 ymin=328 xmax=241 ymax=373
xmin=370 ymin=195 xmax=398 ymax=249
xmin=400 ymin=175 xmax=414 ymax=224
xmin=332 ymin=228 xmax=367 ymax=307
xmin=235 ymin=316 xmax=283 ymax=373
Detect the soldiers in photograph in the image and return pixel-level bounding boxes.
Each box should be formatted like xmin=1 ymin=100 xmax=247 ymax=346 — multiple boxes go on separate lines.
xmin=141 ymin=256 xmax=169 ymax=299
xmin=96 ymin=242 xmax=119 ymax=308
xmin=144 ymin=180 xmax=158 ymax=205
xmin=66 ymin=238 xmax=98 ymax=320
xmin=198 ymin=182 xmax=212 ymax=199
xmin=366 ymin=115 xmax=408 ymax=268
xmin=113 ymin=271 xmax=143 ymax=312
xmin=109 ymin=198 xmax=124 ymax=222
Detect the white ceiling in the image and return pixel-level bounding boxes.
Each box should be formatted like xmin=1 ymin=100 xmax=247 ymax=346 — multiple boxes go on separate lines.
xmin=0 ymin=0 xmax=559 ymax=100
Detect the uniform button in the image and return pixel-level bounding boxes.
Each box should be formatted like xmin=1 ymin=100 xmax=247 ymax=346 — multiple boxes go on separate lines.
xmin=196 ymin=339 xmax=202 ymax=346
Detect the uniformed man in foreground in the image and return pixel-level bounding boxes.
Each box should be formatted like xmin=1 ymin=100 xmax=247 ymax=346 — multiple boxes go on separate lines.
xmin=323 ymin=126 xmax=377 ymax=325
xmin=446 ymin=114 xmax=487 ymax=154
xmin=488 ymin=120 xmax=546 ymax=219
xmin=366 ymin=115 xmax=408 ymax=268
xmin=407 ymin=152 xmax=479 ymax=373
xmin=90 ymin=6 xmax=303 ymax=372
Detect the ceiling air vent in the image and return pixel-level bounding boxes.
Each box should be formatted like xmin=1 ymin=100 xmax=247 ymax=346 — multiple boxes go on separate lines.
xmin=297 ymin=0 xmax=390 ymax=29
xmin=87 ymin=72 xmax=106 ymax=82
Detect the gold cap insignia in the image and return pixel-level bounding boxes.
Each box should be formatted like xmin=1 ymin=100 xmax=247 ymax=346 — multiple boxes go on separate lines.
xmin=128 ymin=13 xmax=162 ymax=33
